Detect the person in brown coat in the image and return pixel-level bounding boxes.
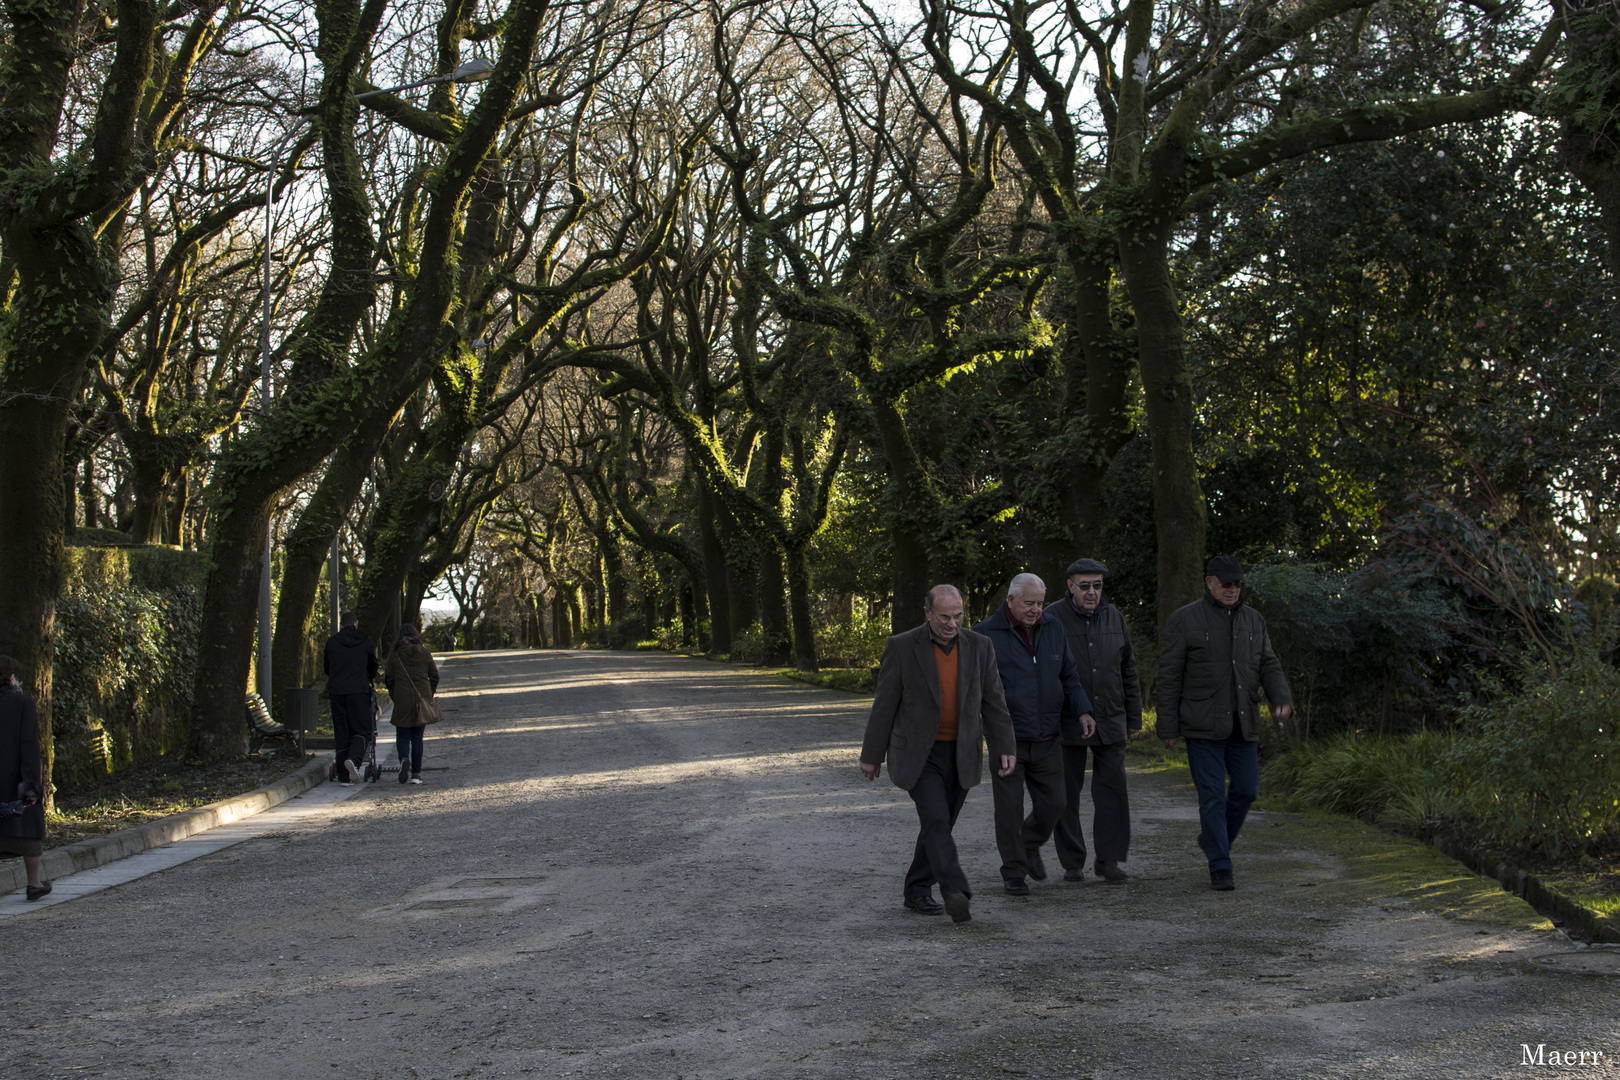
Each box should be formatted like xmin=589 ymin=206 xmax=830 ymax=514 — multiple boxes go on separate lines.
xmin=384 ymin=625 xmax=440 ymax=785
xmin=0 ymin=655 xmax=50 ymax=900
xmin=859 ymin=585 xmax=1016 ymax=923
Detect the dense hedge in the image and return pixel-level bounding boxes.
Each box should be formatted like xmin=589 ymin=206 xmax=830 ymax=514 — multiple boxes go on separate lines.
xmin=1266 ymin=649 xmax=1620 ymax=861
xmin=1242 ymin=563 xmax=1456 ymax=738
xmin=51 ymin=544 xmax=206 ymax=791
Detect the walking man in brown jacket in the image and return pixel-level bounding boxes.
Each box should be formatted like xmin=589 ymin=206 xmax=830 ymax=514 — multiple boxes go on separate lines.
xmin=860 ymin=585 xmax=1016 ymax=923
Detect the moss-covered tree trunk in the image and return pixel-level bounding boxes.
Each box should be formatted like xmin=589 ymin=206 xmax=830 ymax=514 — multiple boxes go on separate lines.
xmin=754 ymin=429 xmax=792 ymax=664
xmin=189 ymin=0 xmax=552 ymax=756
xmin=695 ymin=480 xmax=733 ymax=653
xmin=270 ymin=430 xmax=385 ymax=709
xmin=785 ymin=541 xmax=818 ymax=672
xmin=0 ymin=0 xmax=164 ymax=806
xmin=1116 ymin=222 xmax=1207 ymax=632
xmin=1062 ymin=257 xmax=1136 ymax=561
xmin=870 ymin=399 xmax=933 ymax=635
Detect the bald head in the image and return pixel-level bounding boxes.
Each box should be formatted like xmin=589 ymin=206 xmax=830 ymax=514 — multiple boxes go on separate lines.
xmin=923 ymin=584 xmax=966 ymax=644
xmin=1005 ymin=573 xmax=1047 ymax=628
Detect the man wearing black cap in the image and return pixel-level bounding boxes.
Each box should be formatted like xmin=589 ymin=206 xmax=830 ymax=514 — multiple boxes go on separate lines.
xmin=1047 ymin=558 xmax=1142 ymax=883
xmin=1157 ymin=556 xmax=1292 ymax=890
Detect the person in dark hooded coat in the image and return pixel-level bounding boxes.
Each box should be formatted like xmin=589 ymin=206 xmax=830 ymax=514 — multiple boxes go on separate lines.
xmin=323 ymin=612 xmax=379 ymax=785
xmin=0 ymin=654 xmax=50 ymax=900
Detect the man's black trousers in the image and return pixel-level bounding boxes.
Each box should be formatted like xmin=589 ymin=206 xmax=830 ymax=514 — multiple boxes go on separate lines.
xmin=330 ymin=693 xmax=372 ymax=770
xmin=991 ymin=737 xmax=1066 ymax=882
xmin=1053 ymin=742 xmax=1131 ymax=869
xmin=904 ymin=740 xmax=972 ymax=900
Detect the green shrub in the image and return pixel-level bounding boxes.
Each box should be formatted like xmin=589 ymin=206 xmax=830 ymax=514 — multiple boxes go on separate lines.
xmin=1448 ymin=649 xmax=1620 ymax=859
xmin=1243 ymin=562 xmax=1455 ymax=737
xmin=1267 ymin=650 xmax=1620 ymax=861
xmin=814 ymin=612 xmax=889 ymax=670
xmin=728 ymin=624 xmax=765 ymax=664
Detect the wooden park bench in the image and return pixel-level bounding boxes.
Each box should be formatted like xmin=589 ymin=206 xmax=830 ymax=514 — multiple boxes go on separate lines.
xmin=245 ymin=691 xmax=299 ymax=753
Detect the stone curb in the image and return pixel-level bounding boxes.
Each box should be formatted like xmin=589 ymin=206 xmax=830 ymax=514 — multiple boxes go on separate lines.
xmin=1430 ymin=832 xmax=1620 ymax=944
xmin=1 ymin=757 xmax=327 ymax=897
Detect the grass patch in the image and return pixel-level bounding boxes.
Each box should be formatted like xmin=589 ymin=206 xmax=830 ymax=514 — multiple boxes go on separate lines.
xmin=46 ymin=750 xmax=305 ymax=849
xmin=767 ymin=666 xmax=876 ymax=694
xmin=1569 ymin=893 xmax=1620 ymax=919
xmin=1254 ymin=807 xmax=1553 ymax=931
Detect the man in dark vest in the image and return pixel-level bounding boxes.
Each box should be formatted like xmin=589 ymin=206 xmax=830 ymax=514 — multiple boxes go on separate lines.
xmin=1048 ymin=558 xmax=1142 ymax=883
xmin=974 ymin=573 xmax=1094 ymax=895
xmin=860 ymin=584 xmax=1016 ymax=924
xmin=323 ymin=611 xmax=379 ymax=786
xmin=1157 ymin=556 xmax=1292 ymax=890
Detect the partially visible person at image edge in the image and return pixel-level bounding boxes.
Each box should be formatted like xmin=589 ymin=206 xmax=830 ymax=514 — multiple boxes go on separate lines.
xmin=0 ymin=654 xmax=50 ymax=900
xmin=1156 ymin=555 xmax=1292 ymax=891
xmin=385 ymin=625 xmax=440 ymax=785
xmin=1047 ymin=557 xmax=1143 ymax=883
xmin=323 ymin=611 xmax=379 ymax=787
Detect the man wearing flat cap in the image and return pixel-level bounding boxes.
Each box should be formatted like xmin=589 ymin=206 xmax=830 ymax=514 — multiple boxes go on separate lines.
xmin=1157 ymin=555 xmax=1292 ymax=891
xmin=1047 ymin=558 xmax=1142 ymax=883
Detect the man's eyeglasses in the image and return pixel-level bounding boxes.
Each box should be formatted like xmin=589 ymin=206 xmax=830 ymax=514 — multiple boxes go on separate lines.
xmin=1219 ymin=580 xmax=1245 ymax=589
xmin=1072 ymin=582 xmax=1103 ymax=592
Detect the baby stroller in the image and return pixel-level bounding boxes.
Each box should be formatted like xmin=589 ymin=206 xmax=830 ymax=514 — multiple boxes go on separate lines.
xmin=328 ymin=690 xmax=382 ymax=783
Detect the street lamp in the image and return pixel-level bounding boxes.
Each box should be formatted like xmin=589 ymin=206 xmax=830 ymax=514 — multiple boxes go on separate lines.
xmin=257 ymin=57 xmax=497 ymax=709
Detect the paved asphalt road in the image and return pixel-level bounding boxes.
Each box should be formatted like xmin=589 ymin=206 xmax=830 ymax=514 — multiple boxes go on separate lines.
xmin=1 ymin=650 xmax=1614 ymax=1080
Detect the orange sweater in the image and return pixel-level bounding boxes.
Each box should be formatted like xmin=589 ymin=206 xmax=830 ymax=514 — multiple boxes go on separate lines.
xmin=934 ymin=641 xmax=960 ymax=741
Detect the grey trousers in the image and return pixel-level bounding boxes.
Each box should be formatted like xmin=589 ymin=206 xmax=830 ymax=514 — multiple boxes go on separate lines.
xmin=1053 ymin=742 xmax=1131 ymax=868
xmin=990 ymin=737 xmax=1066 ymax=882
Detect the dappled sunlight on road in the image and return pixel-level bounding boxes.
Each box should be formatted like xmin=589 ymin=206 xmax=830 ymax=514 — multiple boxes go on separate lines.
xmin=2 ymin=649 xmax=1600 ymax=1080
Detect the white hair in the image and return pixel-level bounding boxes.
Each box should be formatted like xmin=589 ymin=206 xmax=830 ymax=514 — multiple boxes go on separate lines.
xmin=1008 ymin=573 xmax=1045 ymax=599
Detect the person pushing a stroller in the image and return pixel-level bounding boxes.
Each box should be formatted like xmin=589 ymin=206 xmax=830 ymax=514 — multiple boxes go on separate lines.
xmin=323 ymin=612 xmax=379 ymax=786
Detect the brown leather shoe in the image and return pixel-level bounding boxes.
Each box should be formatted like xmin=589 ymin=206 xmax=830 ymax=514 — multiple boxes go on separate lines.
xmin=1094 ymin=860 xmax=1129 ymax=883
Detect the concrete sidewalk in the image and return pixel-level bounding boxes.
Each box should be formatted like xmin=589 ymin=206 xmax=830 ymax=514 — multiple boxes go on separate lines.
xmin=0 ymin=777 xmax=366 ymax=918
xmin=0 ymin=712 xmax=405 ymax=912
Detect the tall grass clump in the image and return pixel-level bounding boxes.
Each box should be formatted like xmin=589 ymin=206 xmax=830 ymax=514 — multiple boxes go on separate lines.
xmin=1266 ymin=731 xmax=1459 ymax=834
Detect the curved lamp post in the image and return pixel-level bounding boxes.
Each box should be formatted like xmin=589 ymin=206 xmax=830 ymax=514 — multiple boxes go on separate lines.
xmin=257 ymin=57 xmax=497 ymax=708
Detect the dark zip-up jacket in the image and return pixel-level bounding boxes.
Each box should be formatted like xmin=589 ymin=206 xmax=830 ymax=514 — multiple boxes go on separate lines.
xmin=1048 ymin=595 xmax=1142 ymax=746
xmin=323 ymin=627 xmax=379 ymax=696
xmin=1156 ymin=591 xmax=1291 ymax=742
xmin=972 ymin=605 xmax=1091 ymax=742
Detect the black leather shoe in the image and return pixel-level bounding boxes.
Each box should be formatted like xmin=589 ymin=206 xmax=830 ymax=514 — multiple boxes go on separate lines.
xmin=1210 ymin=869 xmax=1235 ymax=891
xmin=904 ymin=893 xmax=945 ymax=916
xmin=1025 ymin=847 xmax=1047 ymax=881
xmin=26 ymin=880 xmax=51 ymax=902
xmin=1003 ymin=877 xmax=1030 ymax=896
xmin=1062 ymin=867 xmax=1086 ymax=882
xmin=942 ymin=890 xmax=972 ymax=923
xmin=1095 ymin=860 xmax=1129 ymax=883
